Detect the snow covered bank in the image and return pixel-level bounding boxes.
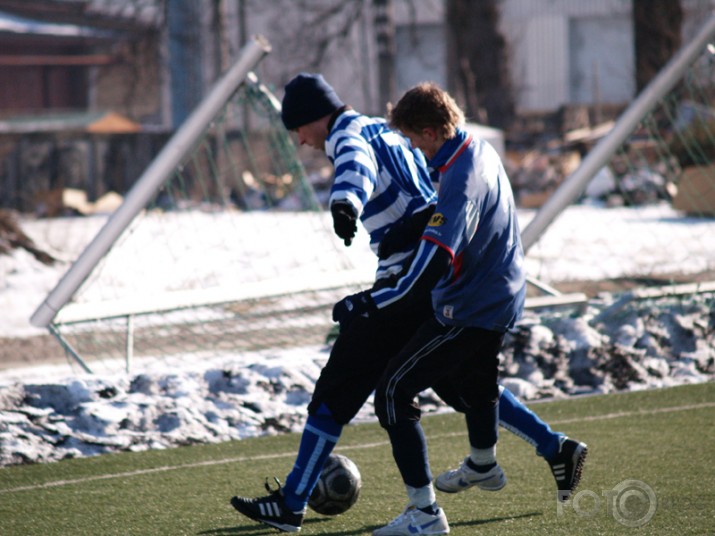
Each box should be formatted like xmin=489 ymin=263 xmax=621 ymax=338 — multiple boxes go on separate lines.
xmin=1 ymin=291 xmax=712 ymax=466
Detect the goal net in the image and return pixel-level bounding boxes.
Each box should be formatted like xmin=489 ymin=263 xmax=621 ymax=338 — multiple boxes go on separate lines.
xmin=501 ymin=13 xmax=715 ymax=397
xmin=30 ymin=37 xmax=374 ymax=374
xmin=519 ymin=13 xmax=715 ymax=310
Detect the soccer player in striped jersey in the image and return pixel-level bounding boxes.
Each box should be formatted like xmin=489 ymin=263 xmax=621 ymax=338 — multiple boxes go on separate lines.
xmin=231 ymin=74 xmax=586 ymax=534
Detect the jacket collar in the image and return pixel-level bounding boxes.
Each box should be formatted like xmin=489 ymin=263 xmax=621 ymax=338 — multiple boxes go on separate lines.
xmin=427 ymin=128 xmax=471 ymax=180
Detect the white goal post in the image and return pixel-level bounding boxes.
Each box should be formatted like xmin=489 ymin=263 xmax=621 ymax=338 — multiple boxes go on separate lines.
xmin=30 ymin=35 xmax=272 ymax=330
xmin=521 ymin=12 xmax=715 ymax=252
xmin=28 ymin=34 xmax=378 ymax=375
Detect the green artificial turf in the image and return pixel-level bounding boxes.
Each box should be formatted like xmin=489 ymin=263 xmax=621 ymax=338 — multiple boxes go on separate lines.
xmin=1 ymin=382 xmax=713 ymax=535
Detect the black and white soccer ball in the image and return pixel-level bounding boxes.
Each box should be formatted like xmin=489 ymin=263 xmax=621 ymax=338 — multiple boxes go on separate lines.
xmin=308 ymin=453 xmax=362 ymax=516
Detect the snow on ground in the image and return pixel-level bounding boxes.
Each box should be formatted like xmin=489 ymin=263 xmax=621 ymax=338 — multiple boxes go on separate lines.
xmin=0 ymin=204 xmax=714 ymax=466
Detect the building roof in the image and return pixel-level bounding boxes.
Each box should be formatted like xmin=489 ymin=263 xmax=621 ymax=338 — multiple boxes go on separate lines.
xmin=0 ymin=0 xmax=162 ymax=40
xmin=0 ymin=8 xmax=120 ymax=43
xmin=0 ymin=110 xmax=141 ymax=134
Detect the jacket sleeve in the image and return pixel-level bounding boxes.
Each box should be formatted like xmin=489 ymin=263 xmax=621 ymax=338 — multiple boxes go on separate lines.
xmin=370 ymin=239 xmax=451 ymax=312
xmin=327 ymin=132 xmax=376 ymax=217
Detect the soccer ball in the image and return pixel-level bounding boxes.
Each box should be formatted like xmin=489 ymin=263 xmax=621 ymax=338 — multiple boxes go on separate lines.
xmin=308 ymin=453 xmax=362 ymax=516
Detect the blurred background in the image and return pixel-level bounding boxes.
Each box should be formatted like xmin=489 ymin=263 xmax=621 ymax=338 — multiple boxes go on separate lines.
xmin=0 ymin=0 xmax=714 ymax=374
xmin=1 ymin=0 xmax=713 ymax=213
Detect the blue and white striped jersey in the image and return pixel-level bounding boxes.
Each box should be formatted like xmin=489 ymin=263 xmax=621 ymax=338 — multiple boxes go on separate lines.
xmin=325 ymin=110 xmax=437 ymax=281
xmin=372 ymin=130 xmax=526 ymax=331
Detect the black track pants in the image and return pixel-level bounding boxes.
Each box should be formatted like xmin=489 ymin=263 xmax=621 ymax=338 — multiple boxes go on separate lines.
xmin=307 ymin=298 xmax=431 ymax=424
xmin=374 ymin=317 xmax=503 ymax=432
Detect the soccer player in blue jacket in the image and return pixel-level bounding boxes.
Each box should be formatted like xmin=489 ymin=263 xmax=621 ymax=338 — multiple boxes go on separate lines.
xmin=231 ymin=74 xmax=586 ymax=533
xmin=333 ymin=82 xmax=587 ymax=534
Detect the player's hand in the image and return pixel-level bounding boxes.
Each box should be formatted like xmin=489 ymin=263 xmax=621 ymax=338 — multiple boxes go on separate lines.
xmin=330 ymin=201 xmax=358 ymax=246
xmin=332 ymin=290 xmax=376 ymax=330
xmin=377 ymin=206 xmax=435 ymax=259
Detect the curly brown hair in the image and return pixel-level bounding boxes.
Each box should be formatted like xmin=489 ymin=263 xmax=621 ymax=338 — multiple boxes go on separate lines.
xmin=387 ymin=82 xmax=464 ymax=140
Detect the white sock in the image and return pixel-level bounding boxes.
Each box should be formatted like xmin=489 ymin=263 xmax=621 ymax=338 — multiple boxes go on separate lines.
xmin=470 ymin=445 xmax=496 ymax=467
xmin=406 ymin=483 xmax=436 ymax=510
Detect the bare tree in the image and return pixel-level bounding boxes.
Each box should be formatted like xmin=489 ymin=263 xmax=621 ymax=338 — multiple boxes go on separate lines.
xmin=269 ymin=0 xmax=367 ymax=70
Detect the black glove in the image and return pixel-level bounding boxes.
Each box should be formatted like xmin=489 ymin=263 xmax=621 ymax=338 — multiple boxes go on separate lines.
xmin=378 ymin=205 xmax=435 ymax=259
xmin=332 ymin=290 xmax=376 ymax=331
xmin=330 ymin=201 xmax=358 ymax=246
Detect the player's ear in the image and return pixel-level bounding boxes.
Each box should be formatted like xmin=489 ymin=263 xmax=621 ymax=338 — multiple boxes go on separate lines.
xmin=422 ymin=127 xmax=437 ymax=141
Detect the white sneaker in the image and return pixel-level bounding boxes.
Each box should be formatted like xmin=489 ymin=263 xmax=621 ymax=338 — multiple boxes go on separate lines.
xmin=434 ymin=458 xmax=506 ymax=493
xmin=373 ymin=505 xmax=449 ymax=535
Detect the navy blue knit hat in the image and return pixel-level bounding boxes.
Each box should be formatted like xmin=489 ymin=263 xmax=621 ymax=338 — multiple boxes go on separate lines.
xmin=281 ymin=73 xmax=344 ymax=130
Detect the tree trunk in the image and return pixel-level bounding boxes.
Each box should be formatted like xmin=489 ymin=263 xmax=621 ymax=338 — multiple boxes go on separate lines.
xmin=374 ymin=0 xmax=396 ymax=108
xmin=633 ymin=0 xmax=683 ymax=94
xmin=446 ymin=0 xmax=513 ymax=129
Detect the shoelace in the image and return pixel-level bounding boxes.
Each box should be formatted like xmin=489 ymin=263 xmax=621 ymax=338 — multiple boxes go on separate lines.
xmin=263 ymin=476 xmax=283 ymax=493
xmin=387 ymin=505 xmax=418 ymax=526
xmin=445 ymin=459 xmax=471 ymax=478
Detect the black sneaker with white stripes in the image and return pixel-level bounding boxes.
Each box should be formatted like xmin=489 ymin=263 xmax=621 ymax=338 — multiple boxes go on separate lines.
xmin=548 ymin=436 xmax=588 ymax=502
xmin=231 ymin=478 xmax=304 ymax=533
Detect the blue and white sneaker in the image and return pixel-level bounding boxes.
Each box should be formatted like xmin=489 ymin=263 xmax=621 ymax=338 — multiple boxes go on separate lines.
xmin=434 ymin=458 xmax=506 ymax=493
xmin=373 ymin=505 xmax=449 ymax=535
xmin=548 ymin=436 xmax=588 ymax=502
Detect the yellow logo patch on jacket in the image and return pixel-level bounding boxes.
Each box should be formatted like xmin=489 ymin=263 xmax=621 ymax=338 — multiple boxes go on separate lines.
xmin=428 ymin=213 xmax=446 ymax=226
